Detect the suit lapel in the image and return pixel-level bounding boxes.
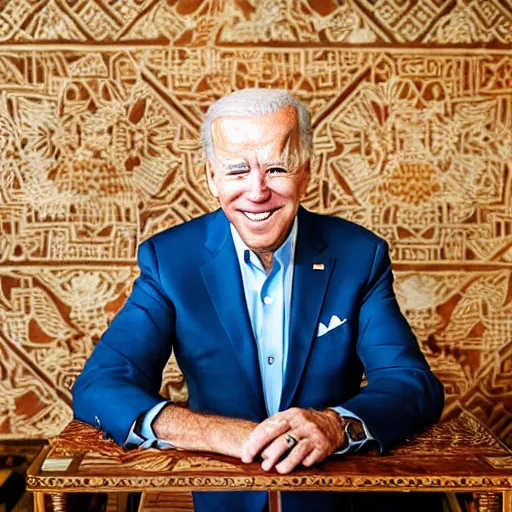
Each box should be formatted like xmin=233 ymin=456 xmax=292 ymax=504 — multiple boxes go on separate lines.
xmin=280 ymin=207 xmax=335 ymax=412
xmin=200 ymin=210 xmax=266 ymax=418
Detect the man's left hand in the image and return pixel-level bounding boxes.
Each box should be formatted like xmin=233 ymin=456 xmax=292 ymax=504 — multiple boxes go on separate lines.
xmin=241 ymin=408 xmax=345 ymax=474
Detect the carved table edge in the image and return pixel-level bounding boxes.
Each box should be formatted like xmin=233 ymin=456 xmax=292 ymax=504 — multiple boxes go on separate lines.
xmin=26 ymin=445 xmax=52 ymax=480
xmin=25 ymin=473 xmax=512 ymax=493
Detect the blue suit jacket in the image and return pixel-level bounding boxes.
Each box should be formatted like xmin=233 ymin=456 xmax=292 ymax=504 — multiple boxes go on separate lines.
xmin=73 ymin=207 xmax=444 ymax=512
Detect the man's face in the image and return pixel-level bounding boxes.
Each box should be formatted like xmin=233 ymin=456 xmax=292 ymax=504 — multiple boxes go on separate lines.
xmin=207 ymin=105 xmax=310 ymax=255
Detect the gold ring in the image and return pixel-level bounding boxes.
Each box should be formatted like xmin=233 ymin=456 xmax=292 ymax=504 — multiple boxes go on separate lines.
xmin=285 ymin=433 xmax=298 ymax=447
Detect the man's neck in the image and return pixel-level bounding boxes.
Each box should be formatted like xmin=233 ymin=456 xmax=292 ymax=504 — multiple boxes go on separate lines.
xmin=229 ymin=215 xmax=298 ymax=276
xmin=255 ymin=251 xmax=273 ymax=274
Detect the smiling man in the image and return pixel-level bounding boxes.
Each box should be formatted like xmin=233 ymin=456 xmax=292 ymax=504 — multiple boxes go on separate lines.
xmin=73 ymin=89 xmax=444 ymax=512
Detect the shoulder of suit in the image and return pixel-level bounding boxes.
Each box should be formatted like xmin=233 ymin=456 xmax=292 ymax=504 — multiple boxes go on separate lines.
xmin=140 ymin=210 xmax=219 ymax=249
xmin=306 ymin=210 xmax=387 ymax=248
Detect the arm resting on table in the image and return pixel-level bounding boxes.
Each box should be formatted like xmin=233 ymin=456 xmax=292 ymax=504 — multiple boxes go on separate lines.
xmin=72 ymin=240 xmax=176 ymax=445
xmin=341 ymin=240 xmax=444 ymax=453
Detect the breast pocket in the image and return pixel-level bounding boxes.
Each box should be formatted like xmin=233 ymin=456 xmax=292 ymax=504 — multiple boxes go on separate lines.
xmin=316 ymin=326 xmax=350 ymax=346
xmin=304 ymin=320 xmax=359 ymax=403
xmin=317 ymin=315 xmax=349 ymax=339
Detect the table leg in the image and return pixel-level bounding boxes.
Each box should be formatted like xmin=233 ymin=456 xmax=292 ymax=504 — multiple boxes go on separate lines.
xmin=268 ymin=491 xmax=282 ymax=512
xmin=502 ymin=491 xmax=511 ymax=512
xmin=48 ymin=492 xmax=69 ymax=512
xmin=474 ymin=492 xmax=501 ymax=512
xmin=33 ymin=492 xmax=46 ymax=512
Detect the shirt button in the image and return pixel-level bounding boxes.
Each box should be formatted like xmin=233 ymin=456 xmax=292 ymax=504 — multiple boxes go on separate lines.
xmin=263 ymin=296 xmax=273 ymax=305
xmin=268 ymin=356 xmax=275 ymax=365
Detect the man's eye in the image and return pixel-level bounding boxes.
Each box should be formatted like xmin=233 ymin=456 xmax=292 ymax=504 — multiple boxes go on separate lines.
xmin=268 ymin=167 xmax=287 ymax=175
xmin=227 ymin=169 xmax=249 ymax=177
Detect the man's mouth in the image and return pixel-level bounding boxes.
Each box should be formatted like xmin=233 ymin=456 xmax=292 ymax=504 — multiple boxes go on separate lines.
xmin=243 ymin=210 xmax=274 ymax=222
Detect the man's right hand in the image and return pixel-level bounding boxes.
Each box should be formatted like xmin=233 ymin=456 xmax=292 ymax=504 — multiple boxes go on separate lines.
xmin=152 ymin=404 xmax=257 ymax=458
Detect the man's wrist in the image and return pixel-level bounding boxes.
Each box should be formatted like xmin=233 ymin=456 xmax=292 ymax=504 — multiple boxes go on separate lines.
xmin=152 ymin=402 xmax=179 ymax=442
xmin=323 ymin=408 xmax=346 ymax=450
xmin=123 ymin=401 xmax=175 ymax=450
xmin=341 ymin=417 xmax=367 ymax=450
xmin=324 ymin=408 xmax=371 ymax=452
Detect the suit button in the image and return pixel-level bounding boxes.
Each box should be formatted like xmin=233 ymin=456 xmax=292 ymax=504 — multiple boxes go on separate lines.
xmin=263 ymin=296 xmax=273 ymax=305
xmin=268 ymin=356 xmax=275 ymax=365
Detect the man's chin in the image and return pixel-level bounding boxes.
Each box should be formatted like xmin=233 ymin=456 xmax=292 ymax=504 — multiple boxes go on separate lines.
xmin=242 ymin=239 xmax=275 ymax=254
xmin=234 ymin=229 xmax=277 ymax=253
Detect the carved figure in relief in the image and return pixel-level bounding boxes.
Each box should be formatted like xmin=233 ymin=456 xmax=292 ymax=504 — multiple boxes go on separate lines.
xmin=73 ymin=89 xmax=444 ymax=512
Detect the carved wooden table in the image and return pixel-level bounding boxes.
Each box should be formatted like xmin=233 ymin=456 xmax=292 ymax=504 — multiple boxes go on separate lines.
xmin=26 ymin=412 xmax=512 ymax=512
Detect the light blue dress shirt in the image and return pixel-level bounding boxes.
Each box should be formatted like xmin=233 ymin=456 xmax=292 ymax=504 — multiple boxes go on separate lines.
xmin=125 ymin=216 xmax=373 ymax=452
xmin=231 ymin=218 xmax=297 ymax=417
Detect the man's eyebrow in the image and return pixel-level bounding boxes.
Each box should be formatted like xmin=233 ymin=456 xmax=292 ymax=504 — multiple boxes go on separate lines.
xmin=219 ymin=161 xmax=250 ymax=173
xmin=262 ymin=159 xmax=289 ymax=168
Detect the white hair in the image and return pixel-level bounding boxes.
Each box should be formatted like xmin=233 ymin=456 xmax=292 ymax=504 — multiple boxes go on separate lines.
xmin=202 ymin=88 xmax=312 ymax=166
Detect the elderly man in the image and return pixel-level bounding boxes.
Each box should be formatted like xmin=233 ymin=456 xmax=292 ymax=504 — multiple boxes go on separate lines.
xmin=73 ymin=89 xmax=444 ymax=512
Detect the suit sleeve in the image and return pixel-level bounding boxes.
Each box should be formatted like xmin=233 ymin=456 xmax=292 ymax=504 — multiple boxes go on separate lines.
xmin=72 ymin=239 xmax=175 ymax=445
xmin=341 ymin=239 xmax=444 ymax=453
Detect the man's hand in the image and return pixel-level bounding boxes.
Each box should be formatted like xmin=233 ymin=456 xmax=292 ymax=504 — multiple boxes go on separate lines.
xmin=241 ymin=408 xmax=345 ymax=474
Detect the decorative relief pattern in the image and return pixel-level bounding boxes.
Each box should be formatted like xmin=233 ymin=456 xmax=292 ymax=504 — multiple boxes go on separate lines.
xmin=425 ymin=0 xmax=512 ymax=44
xmin=2 ymin=0 xmax=511 ymax=44
xmin=0 ymin=1 xmax=511 ymax=445
xmin=27 ymin=473 xmax=512 ymax=493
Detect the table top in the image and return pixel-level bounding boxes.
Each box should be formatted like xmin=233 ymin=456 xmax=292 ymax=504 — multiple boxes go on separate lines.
xmin=27 ymin=412 xmax=512 ymax=493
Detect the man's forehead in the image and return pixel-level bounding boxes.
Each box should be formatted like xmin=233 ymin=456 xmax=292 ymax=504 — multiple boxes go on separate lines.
xmin=213 ymin=104 xmax=298 ymax=125
xmin=211 ymin=106 xmax=299 ymax=145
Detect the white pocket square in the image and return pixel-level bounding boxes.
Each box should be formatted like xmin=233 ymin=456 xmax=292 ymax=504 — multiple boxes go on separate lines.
xmin=317 ymin=315 xmax=347 ymax=337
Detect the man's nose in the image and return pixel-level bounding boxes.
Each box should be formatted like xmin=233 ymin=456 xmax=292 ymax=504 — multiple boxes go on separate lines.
xmin=246 ymin=170 xmax=271 ymax=202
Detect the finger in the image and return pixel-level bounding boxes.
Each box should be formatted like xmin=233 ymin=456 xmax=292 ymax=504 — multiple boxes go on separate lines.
xmin=242 ymin=416 xmax=289 ymax=463
xmin=301 ymin=447 xmax=323 ymax=468
xmin=260 ymin=433 xmax=298 ymax=471
xmin=261 ymin=432 xmax=299 ymax=459
xmin=275 ymin=441 xmax=312 ymax=474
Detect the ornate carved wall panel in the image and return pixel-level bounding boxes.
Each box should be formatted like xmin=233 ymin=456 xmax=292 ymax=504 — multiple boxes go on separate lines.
xmin=0 ymin=1 xmax=511 ymax=446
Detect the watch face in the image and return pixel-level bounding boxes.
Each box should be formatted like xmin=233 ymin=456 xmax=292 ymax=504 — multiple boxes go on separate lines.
xmin=347 ymin=421 xmax=366 ymax=443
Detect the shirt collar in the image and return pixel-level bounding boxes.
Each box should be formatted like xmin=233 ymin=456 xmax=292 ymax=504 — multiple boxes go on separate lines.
xmin=230 ymin=216 xmax=298 ymax=273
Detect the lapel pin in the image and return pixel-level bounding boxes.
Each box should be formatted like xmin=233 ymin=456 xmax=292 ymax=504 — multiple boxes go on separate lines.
xmin=313 ymin=263 xmax=325 ymax=271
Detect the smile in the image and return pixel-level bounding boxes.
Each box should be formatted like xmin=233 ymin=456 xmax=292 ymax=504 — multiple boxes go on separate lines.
xmin=243 ymin=210 xmax=274 ymax=222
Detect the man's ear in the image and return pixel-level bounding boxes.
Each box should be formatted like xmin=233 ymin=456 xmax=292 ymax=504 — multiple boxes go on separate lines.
xmin=299 ymin=159 xmax=311 ymax=197
xmin=206 ymin=161 xmax=219 ymax=198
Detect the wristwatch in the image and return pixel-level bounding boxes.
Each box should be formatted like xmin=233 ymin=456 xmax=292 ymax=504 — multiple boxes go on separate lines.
xmin=341 ymin=418 xmax=368 ymax=451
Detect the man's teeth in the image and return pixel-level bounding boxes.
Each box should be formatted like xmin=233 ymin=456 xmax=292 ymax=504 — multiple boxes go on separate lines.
xmin=244 ymin=211 xmax=272 ymax=221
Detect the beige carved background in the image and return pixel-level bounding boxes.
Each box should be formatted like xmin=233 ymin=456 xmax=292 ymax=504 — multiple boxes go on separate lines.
xmin=0 ymin=0 xmax=511 ymax=447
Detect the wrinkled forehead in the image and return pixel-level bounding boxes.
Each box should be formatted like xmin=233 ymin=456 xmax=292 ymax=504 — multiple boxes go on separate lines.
xmin=211 ymin=105 xmax=300 ymax=156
